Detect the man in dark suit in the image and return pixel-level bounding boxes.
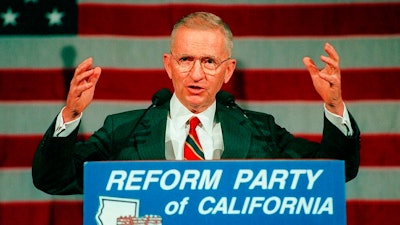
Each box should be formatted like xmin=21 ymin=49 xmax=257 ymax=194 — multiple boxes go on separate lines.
xmin=32 ymin=12 xmax=360 ymax=195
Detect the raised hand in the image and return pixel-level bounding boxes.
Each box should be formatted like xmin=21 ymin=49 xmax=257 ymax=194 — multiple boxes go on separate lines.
xmin=303 ymin=43 xmax=344 ymax=116
xmin=63 ymin=57 xmax=102 ymax=122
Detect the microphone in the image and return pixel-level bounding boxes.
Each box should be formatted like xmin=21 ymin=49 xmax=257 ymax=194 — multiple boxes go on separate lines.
xmin=216 ymin=90 xmax=275 ymax=152
xmin=216 ymin=90 xmax=236 ymax=108
xmin=127 ymin=88 xmax=172 ymax=144
xmin=216 ymin=90 xmax=248 ymax=118
xmin=152 ymin=88 xmax=173 ymax=107
xmin=137 ymin=88 xmax=172 ymax=124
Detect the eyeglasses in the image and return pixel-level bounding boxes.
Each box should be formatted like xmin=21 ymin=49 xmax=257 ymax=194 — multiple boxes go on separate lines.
xmin=170 ymin=52 xmax=231 ymax=76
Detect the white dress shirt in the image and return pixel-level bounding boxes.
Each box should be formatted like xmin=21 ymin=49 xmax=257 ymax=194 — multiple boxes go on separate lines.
xmin=165 ymin=94 xmax=223 ymax=160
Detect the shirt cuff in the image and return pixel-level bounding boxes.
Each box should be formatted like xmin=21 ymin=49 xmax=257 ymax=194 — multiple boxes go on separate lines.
xmin=324 ymin=103 xmax=354 ymax=136
xmin=53 ymin=107 xmax=82 ymax=137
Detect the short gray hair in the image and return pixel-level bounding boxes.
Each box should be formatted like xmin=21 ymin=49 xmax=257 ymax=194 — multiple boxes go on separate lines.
xmin=170 ymin=12 xmax=234 ymax=56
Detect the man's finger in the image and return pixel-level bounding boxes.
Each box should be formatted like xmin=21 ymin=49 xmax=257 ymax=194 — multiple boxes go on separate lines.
xmin=88 ymin=67 xmax=102 ymax=86
xmin=302 ymin=57 xmax=320 ymax=76
xmin=324 ymin=43 xmax=339 ymax=62
xmin=74 ymin=57 xmax=93 ymax=76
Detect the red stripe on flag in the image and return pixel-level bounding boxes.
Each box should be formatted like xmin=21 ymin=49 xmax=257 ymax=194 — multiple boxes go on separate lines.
xmin=1 ymin=134 xmax=399 ymax=168
xmin=0 ymin=201 xmax=83 ymax=225
xmin=1 ymin=68 xmax=399 ymax=101
xmin=0 ymin=69 xmax=69 ymax=101
xmin=358 ymin=134 xmax=400 ymax=167
xmin=299 ymin=134 xmax=400 ymax=167
xmin=0 ymin=135 xmax=39 ymax=168
xmin=347 ymin=200 xmax=400 ymax=225
xmin=0 ymin=135 xmax=90 ymax=168
xmin=78 ymin=3 xmax=400 ymax=36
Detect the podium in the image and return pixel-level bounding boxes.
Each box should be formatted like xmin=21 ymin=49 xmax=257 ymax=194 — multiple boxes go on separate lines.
xmin=84 ymin=160 xmax=346 ymax=225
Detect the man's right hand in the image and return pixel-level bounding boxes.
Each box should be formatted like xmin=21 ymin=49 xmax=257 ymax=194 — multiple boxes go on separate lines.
xmin=63 ymin=57 xmax=101 ymax=123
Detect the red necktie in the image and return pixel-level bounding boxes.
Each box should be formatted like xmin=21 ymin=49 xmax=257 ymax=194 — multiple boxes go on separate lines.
xmin=184 ymin=117 xmax=204 ymax=160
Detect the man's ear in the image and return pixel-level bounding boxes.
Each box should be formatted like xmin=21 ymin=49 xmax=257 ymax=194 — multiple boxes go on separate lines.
xmin=224 ymin=59 xmax=236 ymax=83
xmin=163 ymin=53 xmax=173 ymax=79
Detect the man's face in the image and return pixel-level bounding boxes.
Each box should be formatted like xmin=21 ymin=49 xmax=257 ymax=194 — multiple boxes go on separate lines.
xmin=163 ymin=27 xmax=236 ymax=113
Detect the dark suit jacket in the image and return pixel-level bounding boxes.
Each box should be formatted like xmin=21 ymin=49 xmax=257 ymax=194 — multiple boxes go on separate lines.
xmin=32 ymin=101 xmax=360 ymax=195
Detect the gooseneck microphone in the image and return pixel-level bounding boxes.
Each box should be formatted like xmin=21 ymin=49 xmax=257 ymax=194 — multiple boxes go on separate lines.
xmin=217 ymin=90 xmax=274 ymax=153
xmin=216 ymin=90 xmax=248 ymax=118
xmin=151 ymin=88 xmax=173 ymax=107
xmin=216 ymin=90 xmax=236 ymax=108
xmin=128 ymin=88 xmax=172 ymax=142
xmin=136 ymin=88 xmax=172 ymax=125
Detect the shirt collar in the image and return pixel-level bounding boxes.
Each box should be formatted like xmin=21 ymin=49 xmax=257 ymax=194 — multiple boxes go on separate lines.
xmin=170 ymin=93 xmax=216 ymax=134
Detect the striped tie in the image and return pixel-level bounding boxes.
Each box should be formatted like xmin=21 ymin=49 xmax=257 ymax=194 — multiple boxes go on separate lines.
xmin=184 ymin=117 xmax=204 ymax=160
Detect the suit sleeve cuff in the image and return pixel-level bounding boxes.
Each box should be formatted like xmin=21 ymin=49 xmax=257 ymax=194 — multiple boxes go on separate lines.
xmin=53 ymin=107 xmax=82 ymax=137
xmin=324 ymin=103 xmax=354 ymax=136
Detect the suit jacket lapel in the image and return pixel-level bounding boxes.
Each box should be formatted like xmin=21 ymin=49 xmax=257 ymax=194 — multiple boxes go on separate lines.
xmin=217 ymin=103 xmax=252 ymax=158
xmin=134 ymin=103 xmax=169 ymax=160
xmin=133 ymin=102 xmax=253 ymax=159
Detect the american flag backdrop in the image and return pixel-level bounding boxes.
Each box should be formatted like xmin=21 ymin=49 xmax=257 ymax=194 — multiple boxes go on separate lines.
xmin=1 ymin=0 xmax=399 ymax=224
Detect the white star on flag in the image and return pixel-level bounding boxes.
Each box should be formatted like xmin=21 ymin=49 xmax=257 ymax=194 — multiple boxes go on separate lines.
xmin=45 ymin=8 xmax=64 ymax=27
xmin=1 ymin=7 xmax=19 ymax=27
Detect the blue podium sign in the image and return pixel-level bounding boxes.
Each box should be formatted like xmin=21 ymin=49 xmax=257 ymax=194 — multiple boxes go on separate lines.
xmin=84 ymin=160 xmax=346 ymax=225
